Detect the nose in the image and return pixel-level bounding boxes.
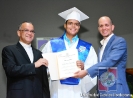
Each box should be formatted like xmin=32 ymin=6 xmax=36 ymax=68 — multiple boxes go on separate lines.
xmin=72 ymin=23 xmax=76 ymax=27
xmin=102 ymin=26 xmax=106 ymax=30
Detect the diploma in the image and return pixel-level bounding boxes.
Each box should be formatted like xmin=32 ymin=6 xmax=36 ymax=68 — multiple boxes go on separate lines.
xmin=42 ymin=49 xmax=80 ymax=80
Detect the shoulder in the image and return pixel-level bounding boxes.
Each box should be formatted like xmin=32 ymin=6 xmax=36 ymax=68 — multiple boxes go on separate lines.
xmin=2 ymin=44 xmax=16 ymax=51
xmin=114 ymin=35 xmax=125 ymax=41
xmin=79 ymin=39 xmax=92 ymax=46
xmin=114 ymin=35 xmax=126 ymax=43
xmin=50 ymin=37 xmax=64 ymax=46
xmin=50 ymin=37 xmax=63 ymax=42
xmin=111 ymin=35 xmax=127 ymax=48
xmin=2 ymin=44 xmax=17 ymax=56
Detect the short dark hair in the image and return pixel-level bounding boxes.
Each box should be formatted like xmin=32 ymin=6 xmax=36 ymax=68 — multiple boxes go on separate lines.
xmin=65 ymin=20 xmax=80 ymax=25
xmin=18 ymin=21 xmax=33 ymax=30
xmin=65 ymin=20 xmax=68 ymax=24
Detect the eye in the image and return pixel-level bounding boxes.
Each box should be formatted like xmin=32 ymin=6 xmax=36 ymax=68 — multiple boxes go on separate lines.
xmin=105 ymin=24 xmax=108 ymax=27
xmin=67 ymin=22 xmax=72 ymax=25
xmin=30 ymin=30 xmax=34 ymax=33
xmin=99 ymin=25 xmax=103 ymax=28
xmin=75 ymin=23 xmax=80 ymax=26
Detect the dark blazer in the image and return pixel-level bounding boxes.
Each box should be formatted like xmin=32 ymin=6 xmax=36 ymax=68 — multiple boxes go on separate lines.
xmin=87 ymin=35 xmax=130 ymax=97
xmin=2 ymin=42 xmax=50 ymax=98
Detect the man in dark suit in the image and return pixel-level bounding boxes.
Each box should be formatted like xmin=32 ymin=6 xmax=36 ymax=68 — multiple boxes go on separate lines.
xmin=2 ymin=22 xmax=50 ymax=98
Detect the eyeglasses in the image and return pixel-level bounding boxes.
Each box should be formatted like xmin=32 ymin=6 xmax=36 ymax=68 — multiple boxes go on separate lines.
xmin=19 ymin=29 xmax=35 ymax=34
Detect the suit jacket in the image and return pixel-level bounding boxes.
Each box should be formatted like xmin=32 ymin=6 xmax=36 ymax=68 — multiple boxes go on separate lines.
xmin=2 ymin=42 xmax=50 ymax=98
xmin=87 ymin=35 xmax=130 ymax=97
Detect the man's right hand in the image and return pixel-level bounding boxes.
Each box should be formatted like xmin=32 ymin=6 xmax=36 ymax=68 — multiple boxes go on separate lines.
xmin=34 ymin=58 xmax=48 ymax=68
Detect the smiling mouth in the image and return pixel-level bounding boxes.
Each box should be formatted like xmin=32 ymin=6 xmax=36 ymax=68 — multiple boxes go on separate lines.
xmin=70 ymin=28 xmax=77 ymax=31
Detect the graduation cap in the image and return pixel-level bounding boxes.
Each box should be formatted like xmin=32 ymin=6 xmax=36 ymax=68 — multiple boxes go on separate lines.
xmin=58 ymin=7 xmax=89 ymax=23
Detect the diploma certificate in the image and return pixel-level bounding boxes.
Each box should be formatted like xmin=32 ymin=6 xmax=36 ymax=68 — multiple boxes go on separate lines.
xmin=42 ymin=49 xmax=80 ymax=80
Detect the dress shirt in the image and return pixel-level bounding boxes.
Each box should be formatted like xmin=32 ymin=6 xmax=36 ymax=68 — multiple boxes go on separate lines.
xmin=100 ymin=33 xmax=114 ymax=62
xmin=19 ymin=41 xmax=33 ymax=63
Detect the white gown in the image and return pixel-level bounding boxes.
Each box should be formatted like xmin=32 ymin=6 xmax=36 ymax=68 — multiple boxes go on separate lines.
xmin=42 ymin=39 xmax=97 ymax=98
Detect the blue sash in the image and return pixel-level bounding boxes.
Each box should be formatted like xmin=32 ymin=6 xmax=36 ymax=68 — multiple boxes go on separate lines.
xmin=50 ymin=35 xmax=91 ymax=85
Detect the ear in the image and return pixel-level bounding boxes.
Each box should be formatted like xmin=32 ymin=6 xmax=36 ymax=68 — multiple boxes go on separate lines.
xmin=98 ymin=26 xmax=100 ymax=32
xmin=79 ymin=25 xmax=80 ymax=29
xmin=64 ymin=23 xmax=66 ymax=29
xmin=17 ymin=30 xmax=20 ymax=37
xmin=112 ymin=24 xmax=115 ymax=31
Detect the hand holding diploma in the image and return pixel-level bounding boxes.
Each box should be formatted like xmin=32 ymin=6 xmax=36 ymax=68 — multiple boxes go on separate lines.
xmin=76 ymin=60 xmax=84 ymax=70
xmin=34 ymin=58 xmax=48 ymax=68
xmin=73 ymin=70 xmax=88 ymax=78
xmin=42 ymin=49 xmax=81 ymax=80
xmin=73 ymin=60 xmax=87 ymax=79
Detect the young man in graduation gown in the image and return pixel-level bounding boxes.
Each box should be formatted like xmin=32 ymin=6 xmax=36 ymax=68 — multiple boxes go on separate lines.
xmin=42 ymin=7 xmax=98 ymax=98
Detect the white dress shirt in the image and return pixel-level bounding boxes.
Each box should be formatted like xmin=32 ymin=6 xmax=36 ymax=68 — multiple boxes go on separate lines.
xmin=100 ymin=33 xmax=114 ymax=62
xmin=19 ymin=41 xmax=33 ymax=63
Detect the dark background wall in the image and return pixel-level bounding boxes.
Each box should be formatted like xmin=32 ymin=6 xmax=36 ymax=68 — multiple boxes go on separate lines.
xmin=0 ymin=0 xmax=133 ymax=97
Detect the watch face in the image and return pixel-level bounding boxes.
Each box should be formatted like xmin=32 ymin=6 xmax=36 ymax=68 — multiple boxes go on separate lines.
xmin=100 ymin=71 xmax=116 ymax=87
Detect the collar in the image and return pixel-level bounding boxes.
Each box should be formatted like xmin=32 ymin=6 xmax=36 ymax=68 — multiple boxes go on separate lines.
xmin=19 ymin=41 xmax=31 ymax=48
xmin=100 ymin=33 xmax=114 ymax=46
xmin=64 ymin=33 xmax=79 ymax=44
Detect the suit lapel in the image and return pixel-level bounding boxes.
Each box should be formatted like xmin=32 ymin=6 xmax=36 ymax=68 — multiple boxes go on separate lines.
xmin=16 ymin=42 xmax=31 ymax=63
xmin=32 ymin=46 xmax=38 ymax=62
xmin=101 ymin=35 xmax=115 ymax=61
